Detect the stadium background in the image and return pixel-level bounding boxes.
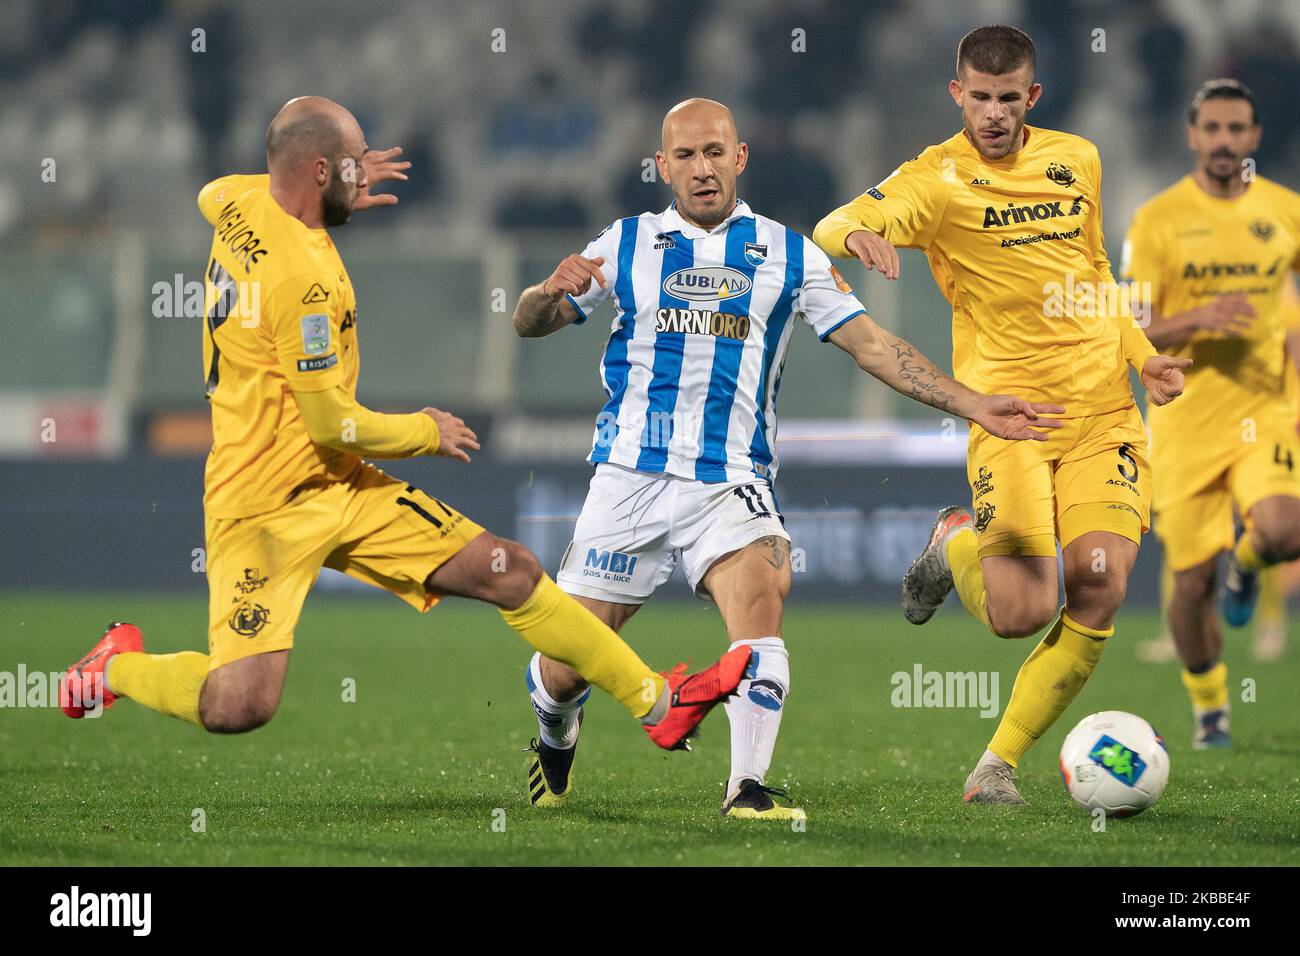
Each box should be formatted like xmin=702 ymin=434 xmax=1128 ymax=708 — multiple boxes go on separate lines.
xmin=4 ymin=0 xmax=1300 ymax=604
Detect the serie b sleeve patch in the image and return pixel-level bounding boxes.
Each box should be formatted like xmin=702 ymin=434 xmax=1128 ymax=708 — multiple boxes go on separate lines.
xmin=300 ymin=313 xmax=331 ymax=355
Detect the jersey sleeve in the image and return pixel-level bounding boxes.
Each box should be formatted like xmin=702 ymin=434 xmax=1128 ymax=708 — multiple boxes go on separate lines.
xmin=1119 ymin=203 xmax=1166 ymax=316
xmin=798 ymin=239 xmax=869 ymax=341
xmin=1084 ymin=146 xmax=1156 ymax=369
xmin=294 ymin=385 xmax=440 ymax=459
xmin=565 ymin=219 xmax=624 ymax=324
xmin=267 ymin=272 xmax=346 ymax=392
xmin=1283 ymin=275 xmax=1300 ymax=333
xmin=197 ymin=174 xmax=269 ymax=225
xmin=813 ymin=146 xmax=949 ymax=257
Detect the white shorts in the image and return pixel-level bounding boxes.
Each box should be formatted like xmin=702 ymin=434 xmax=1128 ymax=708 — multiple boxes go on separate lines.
xmin=556 ymin=462 xmax=789 ymax=604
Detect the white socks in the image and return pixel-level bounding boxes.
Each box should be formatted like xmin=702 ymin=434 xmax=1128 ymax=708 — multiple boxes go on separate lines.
xmin=724 ymin=636 xmax=790 ymax=800
xmin=526 ymin=637 xmax=791 ymax=791
xmin=526 ymin=652 xmax=589 ymax=750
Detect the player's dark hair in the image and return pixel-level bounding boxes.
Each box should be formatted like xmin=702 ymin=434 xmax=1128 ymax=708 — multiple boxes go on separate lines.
xmin=1188 ymin=78 xmax=1257 ymax=125
xmin=956 ymin=25 xmax=1036 ymax=78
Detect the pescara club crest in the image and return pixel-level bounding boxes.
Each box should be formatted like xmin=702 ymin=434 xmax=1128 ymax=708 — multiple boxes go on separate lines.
xmin=744 ymin=242 xmax=768 ymax=267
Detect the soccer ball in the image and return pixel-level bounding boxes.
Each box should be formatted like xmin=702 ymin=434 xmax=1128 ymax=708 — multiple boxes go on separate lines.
xmin=1059 ymin=710 xmax=1169 ymax=817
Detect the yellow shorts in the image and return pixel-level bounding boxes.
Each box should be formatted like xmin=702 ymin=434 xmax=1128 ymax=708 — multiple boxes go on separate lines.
xmin=205 ymin=462 xmax=485 ymax=670
xmin=1154 ymin=429 xmax=1300 ymax=571
xmin=966 ymin=403 xmax=1150 ymax=559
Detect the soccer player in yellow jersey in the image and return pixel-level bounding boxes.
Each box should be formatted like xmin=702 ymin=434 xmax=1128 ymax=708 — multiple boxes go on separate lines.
xmin=59 ymin=96 xmax=752 ymax=754
xmin=1122 ymin=79 xmax=1300 ymax=747
xmin=814 ymin=25 xmax=1190 ymax=804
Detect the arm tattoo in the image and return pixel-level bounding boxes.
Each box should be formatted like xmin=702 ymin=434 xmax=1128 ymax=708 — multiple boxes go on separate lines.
xmin=887 ymin=334 xmax=958 ymax=412
xmin=889 ymin=340 xmax=915 ymax=360
xmin=514 ymin=285 xmax=562 ymax=337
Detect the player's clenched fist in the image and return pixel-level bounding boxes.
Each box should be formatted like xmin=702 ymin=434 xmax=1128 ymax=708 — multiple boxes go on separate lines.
xmin=541 ymin=254 xmax=608 ymax=302
xmin=1141 ymin=355 xmax=1193 ymax=406
xmin=845 ymin=230 xmax=901 ymax=280
xmin=422 ymin=407 xmax=481 ymax=463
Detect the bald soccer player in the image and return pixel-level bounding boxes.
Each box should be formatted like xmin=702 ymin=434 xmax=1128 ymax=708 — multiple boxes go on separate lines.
xmin=513 ymin=97 xmax=1066 ymax=819
xmin=60 ymin=96 xmax=753 ymax=761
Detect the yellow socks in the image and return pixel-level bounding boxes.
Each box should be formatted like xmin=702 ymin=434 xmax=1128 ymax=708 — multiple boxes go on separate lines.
xmin=1234 ymin=532 xmax=1266 ymax=572
xmin=500 ymin=575 xmax=664 ymax=719
xmin=1181 ymin=660 xmax=1229 ymax=713
xmin=107 ymin=651 xmax=208 ymax=725
xmin=989 ymin=610 xmax=1112 ymax=767
xmin=947 ymin=528 xmax=993 ymax=632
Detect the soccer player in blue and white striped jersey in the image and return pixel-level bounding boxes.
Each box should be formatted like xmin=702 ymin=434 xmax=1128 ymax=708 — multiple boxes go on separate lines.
xmin=513 ymin=98 xmax=1063 ymax=819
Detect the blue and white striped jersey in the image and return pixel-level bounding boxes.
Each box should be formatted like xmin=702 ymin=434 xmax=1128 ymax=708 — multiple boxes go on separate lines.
xmin=567 ymin=199 xmax=867 ymax=484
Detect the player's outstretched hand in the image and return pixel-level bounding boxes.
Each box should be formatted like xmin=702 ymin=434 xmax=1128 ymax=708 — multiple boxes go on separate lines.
xmin=422 ymin=407 xmax=480 ymax=463
xmin=845 ymin=229 xmax=900 ymax=280
xmin=973 ymin=396 xmax=1066 ymax=441
xmin=354 ymin=146 xmax=411 ymax=211
xmin=1141 ymin=355 xmax=1192 ymax=406
xmin=542 ymin=254 xmax=607 ymax=302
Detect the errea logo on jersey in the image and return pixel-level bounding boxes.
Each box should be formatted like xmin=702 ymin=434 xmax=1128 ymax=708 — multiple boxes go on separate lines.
xmin=663 ymin=266 xmax=752 ymax=302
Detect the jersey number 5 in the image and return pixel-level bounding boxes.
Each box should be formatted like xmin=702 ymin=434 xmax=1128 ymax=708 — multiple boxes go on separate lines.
xmin=1116 ymin=444 xmax=1139 ymax=483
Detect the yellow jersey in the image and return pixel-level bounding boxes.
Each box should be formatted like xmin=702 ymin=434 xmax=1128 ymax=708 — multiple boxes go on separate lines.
xmin=1287 ymin=277 xmax=1300 ymax=414
xmin=815 ymin=125 xmax=1156 ymax=418
xmin=197 ymin=174 xmax=362 ymax=519
xmin=1122 ymin=174 xmax=1300 ymax=448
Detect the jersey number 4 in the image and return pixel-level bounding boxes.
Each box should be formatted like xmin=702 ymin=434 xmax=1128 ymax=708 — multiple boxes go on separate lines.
xmin=1276 ymin=444 xmax=1295 ymax=472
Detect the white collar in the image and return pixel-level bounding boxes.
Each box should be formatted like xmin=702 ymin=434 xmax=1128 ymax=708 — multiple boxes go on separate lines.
xmin=659 ymin=198 xmax=753 ymax=239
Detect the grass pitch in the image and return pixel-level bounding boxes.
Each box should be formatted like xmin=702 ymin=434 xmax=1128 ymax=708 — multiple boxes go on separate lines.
xmin=2 ymin=592 xmax=1297 ymax=866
